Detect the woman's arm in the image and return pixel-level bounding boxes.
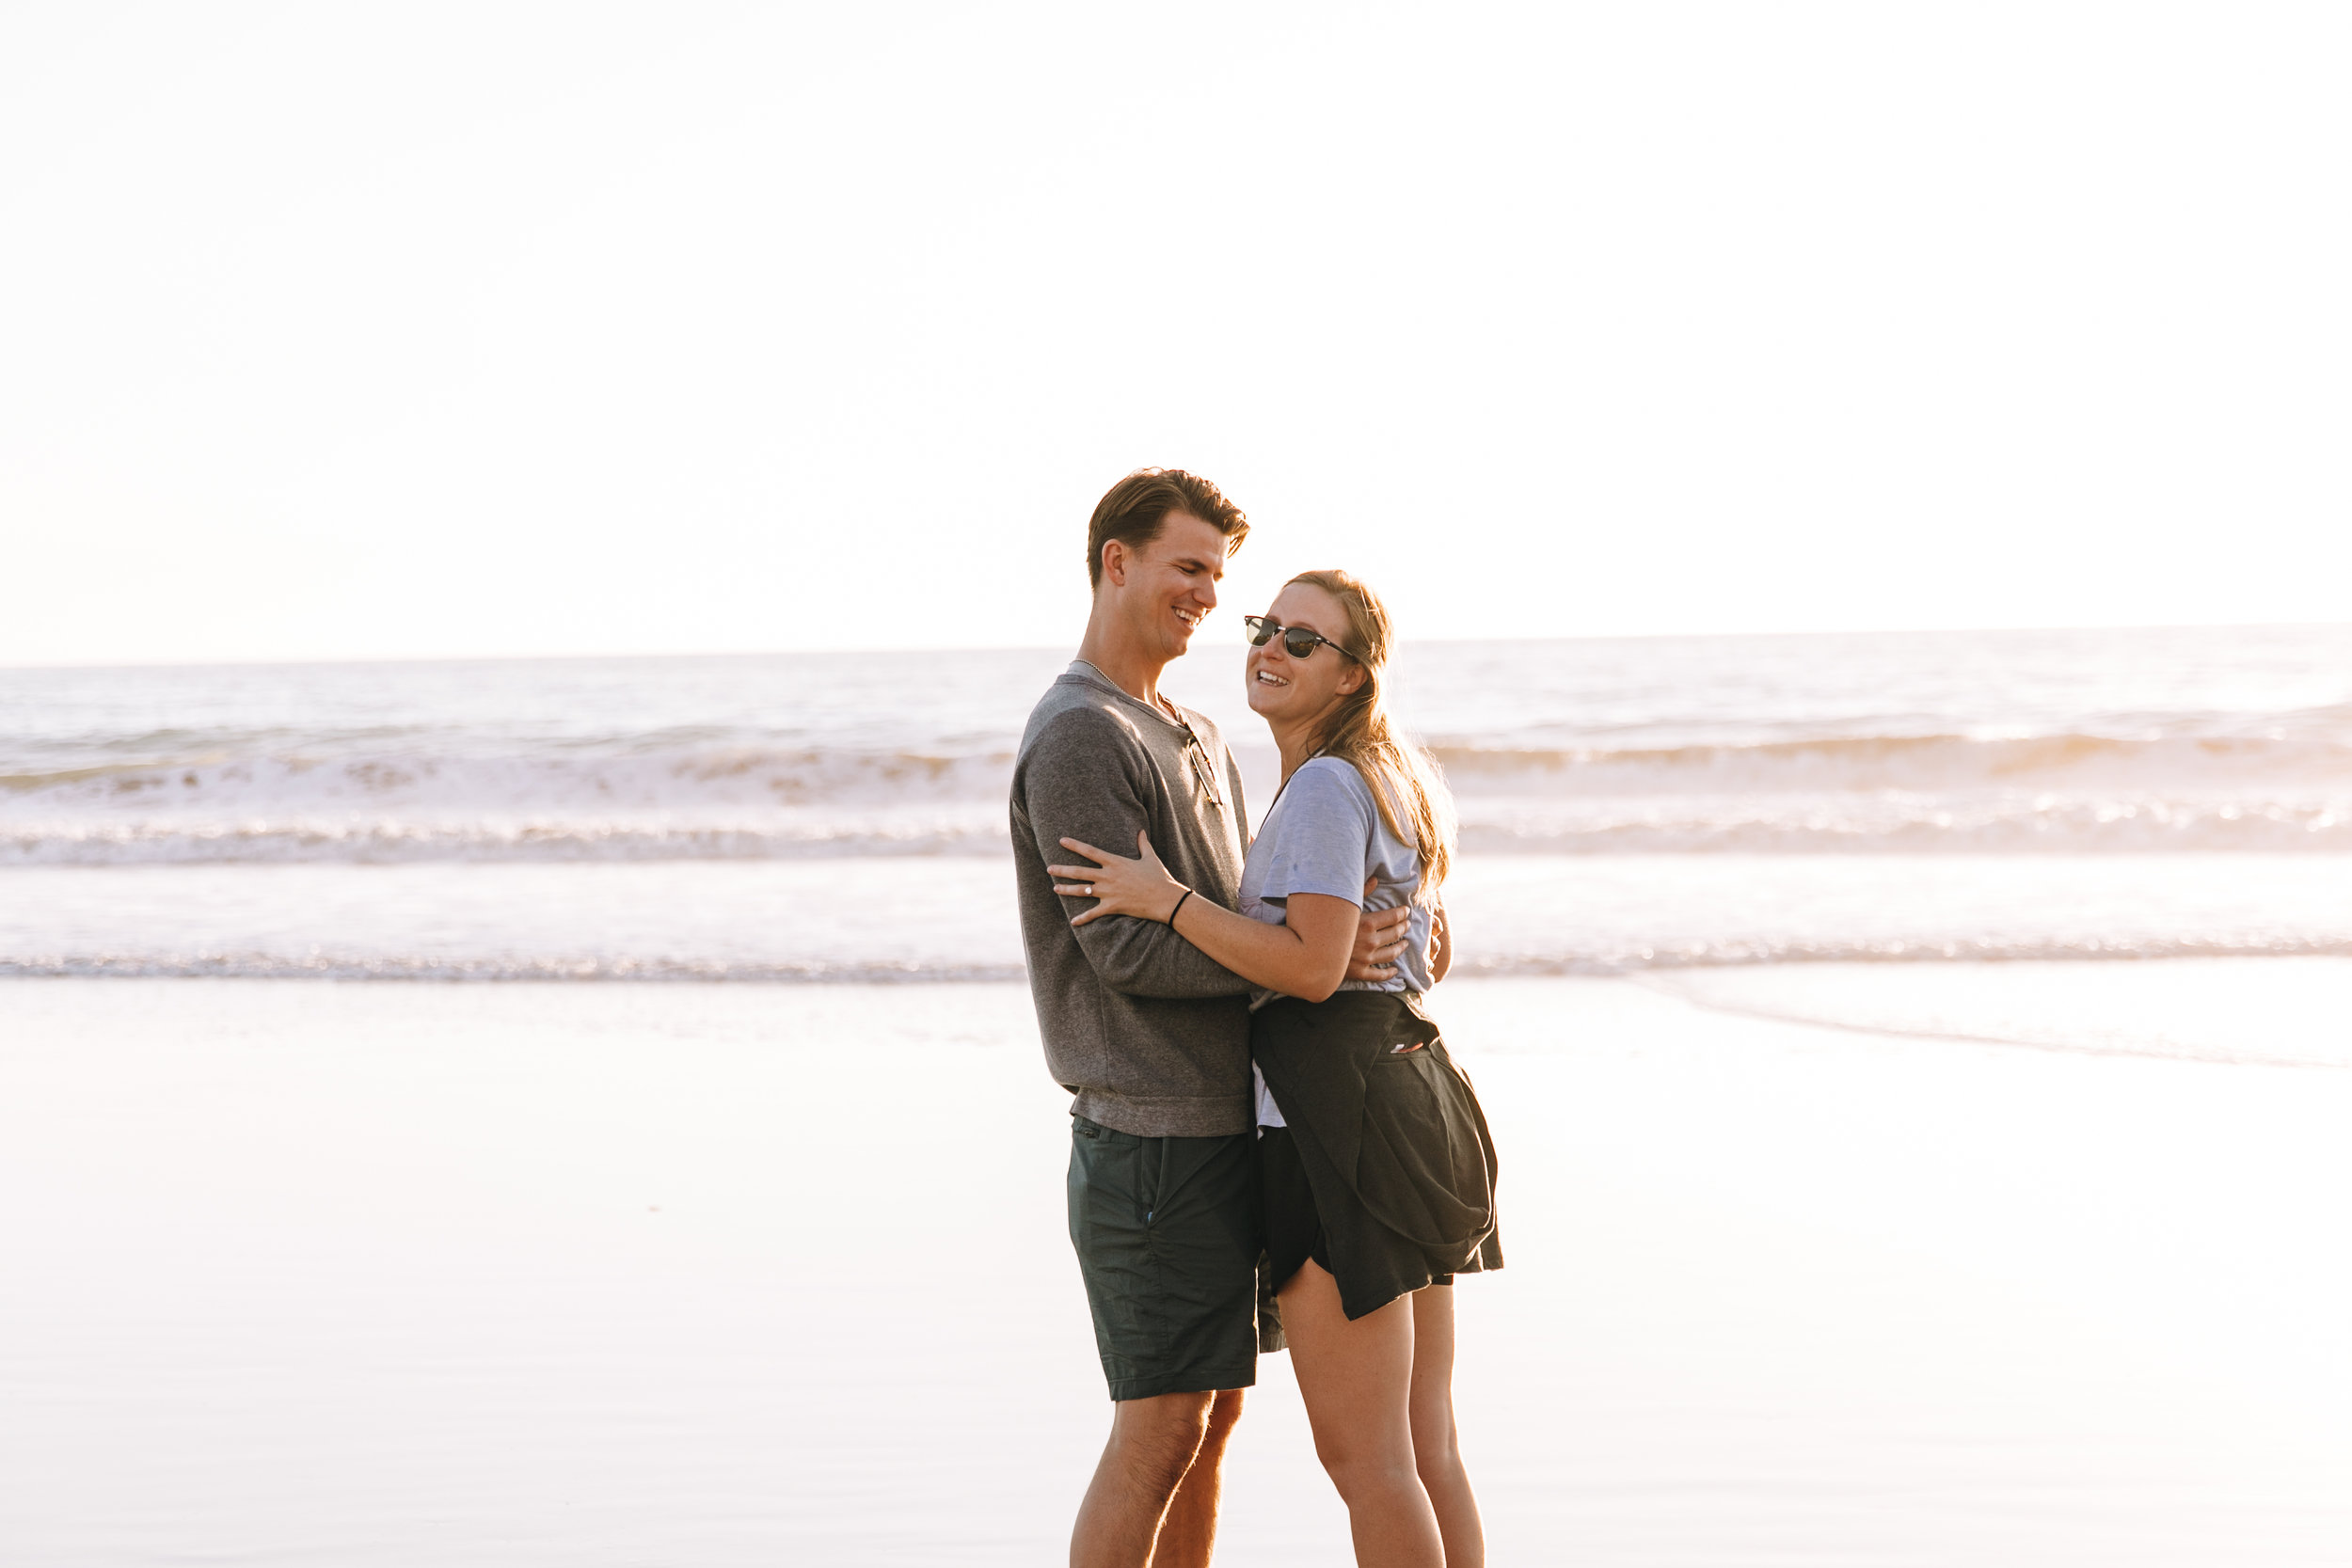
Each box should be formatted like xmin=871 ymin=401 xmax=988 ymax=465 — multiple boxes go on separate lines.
xmin=1050 ymin=831 xmax=1359 ymax=1002
xmin=1172 ymin=887 xmax=1357 ymax=1003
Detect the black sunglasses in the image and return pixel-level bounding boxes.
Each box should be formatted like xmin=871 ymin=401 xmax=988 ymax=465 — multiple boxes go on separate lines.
xmin=1244 ymin=615 xmax=1357 ymax=661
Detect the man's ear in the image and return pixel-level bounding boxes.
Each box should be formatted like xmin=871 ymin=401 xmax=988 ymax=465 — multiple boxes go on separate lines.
xmin=1100 ymin=538 xmax=1128 ymax=588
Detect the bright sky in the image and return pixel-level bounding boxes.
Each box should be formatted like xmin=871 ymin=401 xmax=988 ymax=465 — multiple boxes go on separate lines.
xmin=3 ymin=4 xmax=2346 ymax=665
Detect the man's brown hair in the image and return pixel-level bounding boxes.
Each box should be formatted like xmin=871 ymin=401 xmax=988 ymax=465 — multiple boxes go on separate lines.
xmin=1084 ymin=468 xmax=1249 ymax=588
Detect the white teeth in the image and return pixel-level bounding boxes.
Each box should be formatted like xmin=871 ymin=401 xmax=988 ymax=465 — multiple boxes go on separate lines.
xmin=1256 ymin=672 xmax=1286 ymax=686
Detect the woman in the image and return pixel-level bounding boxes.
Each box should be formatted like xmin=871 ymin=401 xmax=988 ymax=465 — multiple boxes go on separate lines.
xmin=1051 ymin=569 xmax=1501 ymax=1568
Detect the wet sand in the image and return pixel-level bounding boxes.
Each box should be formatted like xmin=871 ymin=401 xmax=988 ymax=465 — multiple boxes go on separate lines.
xmin=1 ymin=972 xmax=2346 ymax=1564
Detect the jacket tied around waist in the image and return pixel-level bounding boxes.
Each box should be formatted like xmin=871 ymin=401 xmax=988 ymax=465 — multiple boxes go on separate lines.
xmin=1252 ymin=989 xmax=1503 ymax=1320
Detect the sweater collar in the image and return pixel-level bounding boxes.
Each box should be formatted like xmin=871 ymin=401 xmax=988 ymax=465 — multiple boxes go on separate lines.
xmin=1064 ymin=658 xmax=1191 ymax=732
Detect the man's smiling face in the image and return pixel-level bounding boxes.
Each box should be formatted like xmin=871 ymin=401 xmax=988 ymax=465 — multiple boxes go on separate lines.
xmin=1111 ymin=511 xmax=1228 ymax=662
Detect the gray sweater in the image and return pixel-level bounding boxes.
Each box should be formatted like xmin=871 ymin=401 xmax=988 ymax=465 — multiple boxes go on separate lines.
xmin=1010 ymin=660 xmax=1254 ymax=1137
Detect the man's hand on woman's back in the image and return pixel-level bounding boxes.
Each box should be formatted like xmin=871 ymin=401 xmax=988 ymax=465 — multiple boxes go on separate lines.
xmin=1345 ymin=877 xmax=1414 ymax=983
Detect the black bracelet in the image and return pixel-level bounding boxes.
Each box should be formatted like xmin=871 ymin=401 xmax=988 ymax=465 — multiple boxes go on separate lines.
xmin=1168 ymin=888 xmax=1193 ymax=927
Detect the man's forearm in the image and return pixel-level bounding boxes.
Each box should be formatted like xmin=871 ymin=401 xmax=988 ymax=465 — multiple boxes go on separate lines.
xmin=1081 ymin=908 xmax=1252 ymax=998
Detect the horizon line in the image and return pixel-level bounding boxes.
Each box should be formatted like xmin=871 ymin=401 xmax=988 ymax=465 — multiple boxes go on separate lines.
xmin=6 ymin=618 xmax=2350 ymax=676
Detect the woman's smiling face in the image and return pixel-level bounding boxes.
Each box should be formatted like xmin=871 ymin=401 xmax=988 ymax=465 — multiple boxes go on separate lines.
xmin=1246 ymin=580 xmax=1365 ymax=725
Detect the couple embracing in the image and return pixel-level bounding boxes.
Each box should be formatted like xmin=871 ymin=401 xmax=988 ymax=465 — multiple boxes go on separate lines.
xmin=1011 ymin=468 xmax=1503 ymax=1567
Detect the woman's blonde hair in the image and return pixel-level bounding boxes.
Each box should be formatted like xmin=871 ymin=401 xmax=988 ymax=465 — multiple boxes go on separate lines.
xmin=1287 ymin=568 xmax=1455 ymax=903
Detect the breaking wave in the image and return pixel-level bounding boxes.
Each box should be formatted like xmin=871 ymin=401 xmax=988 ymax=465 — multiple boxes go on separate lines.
xmin=6 ymin=736 xmax=2351 ymax=863
xmin=1450 ymin=794 xmax=2352 ymax=853
xmin=8 ymin=931 xmax=2349 ymax=984
xmin=9 ymin=794 xmax=2347 ymax=863
xmin=1452 ymin=931 xmax=2352 ymax=975
xmin=0 ymin=746 xmax=1014 ymax=810
xmin=1429 ymin=722 xmax=2352 ymax=792
xmin=8 ymin=636 xmax=2350 ymax=864
xmin=0 ymin=815 xmax=1012 ymax=864
xmin=0 ymin=954 xmax=1028 ymax=983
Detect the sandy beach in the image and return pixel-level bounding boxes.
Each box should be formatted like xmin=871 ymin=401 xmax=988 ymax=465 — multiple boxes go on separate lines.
xmin=11 ymin=4 xmax=2351 ymax=1559
xmin=4 ymin=968 xmax=2345 ymax=1565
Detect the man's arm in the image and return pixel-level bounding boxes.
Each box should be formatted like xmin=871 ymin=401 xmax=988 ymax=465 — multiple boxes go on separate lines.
xmin=1020 ymin=709 xmax=1251 ymax=999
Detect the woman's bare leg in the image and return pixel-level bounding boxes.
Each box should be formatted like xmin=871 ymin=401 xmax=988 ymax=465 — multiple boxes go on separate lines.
xmin=1408 ymin=1285 xmax=1484 ymax=1567
xmin=1278 ymin=1260 xmax=1445 ymax=1568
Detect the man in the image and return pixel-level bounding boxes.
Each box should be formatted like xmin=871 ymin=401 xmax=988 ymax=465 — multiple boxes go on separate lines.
xmin=1010 ymin=468 xmax=1413 ymax=1568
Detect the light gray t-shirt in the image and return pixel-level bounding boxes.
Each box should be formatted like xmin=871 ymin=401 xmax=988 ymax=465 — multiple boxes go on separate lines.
xmin=1238 ymin=755 xmax=1435 ymax=1127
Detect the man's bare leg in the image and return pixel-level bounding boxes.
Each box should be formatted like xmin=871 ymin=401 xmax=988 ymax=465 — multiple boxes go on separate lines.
xmin=1147 ymin=1387 xmax=1244 ymax=1568
xmin=1071 ymin=1388 xmax=1240 ymax=1568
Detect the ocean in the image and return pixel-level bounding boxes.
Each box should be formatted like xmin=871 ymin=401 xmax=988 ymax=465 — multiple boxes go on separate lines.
xmin=5 ymin=625 xmax=2347 ymax=996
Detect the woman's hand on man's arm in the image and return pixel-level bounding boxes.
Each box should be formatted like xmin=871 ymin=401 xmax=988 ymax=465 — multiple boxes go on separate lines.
xmin=1050 ymin=832 xmax=1190 ymax=927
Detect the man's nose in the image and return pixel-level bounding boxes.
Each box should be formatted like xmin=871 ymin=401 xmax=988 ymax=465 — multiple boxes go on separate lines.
xmin=1195 ymin=578 xmax=1218 ymax=610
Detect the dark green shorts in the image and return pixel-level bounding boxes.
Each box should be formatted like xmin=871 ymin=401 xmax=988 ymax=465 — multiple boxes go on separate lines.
xmin=1067 ymin=1116 xmax=1261 ymax=1402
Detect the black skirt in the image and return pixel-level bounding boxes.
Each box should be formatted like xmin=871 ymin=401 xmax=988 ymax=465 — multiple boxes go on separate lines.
xmin=1253 ymin=990 xmax=1502 ymax=1322
xmin=1261 ymin=1124 xmax=1457 ymax=1304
